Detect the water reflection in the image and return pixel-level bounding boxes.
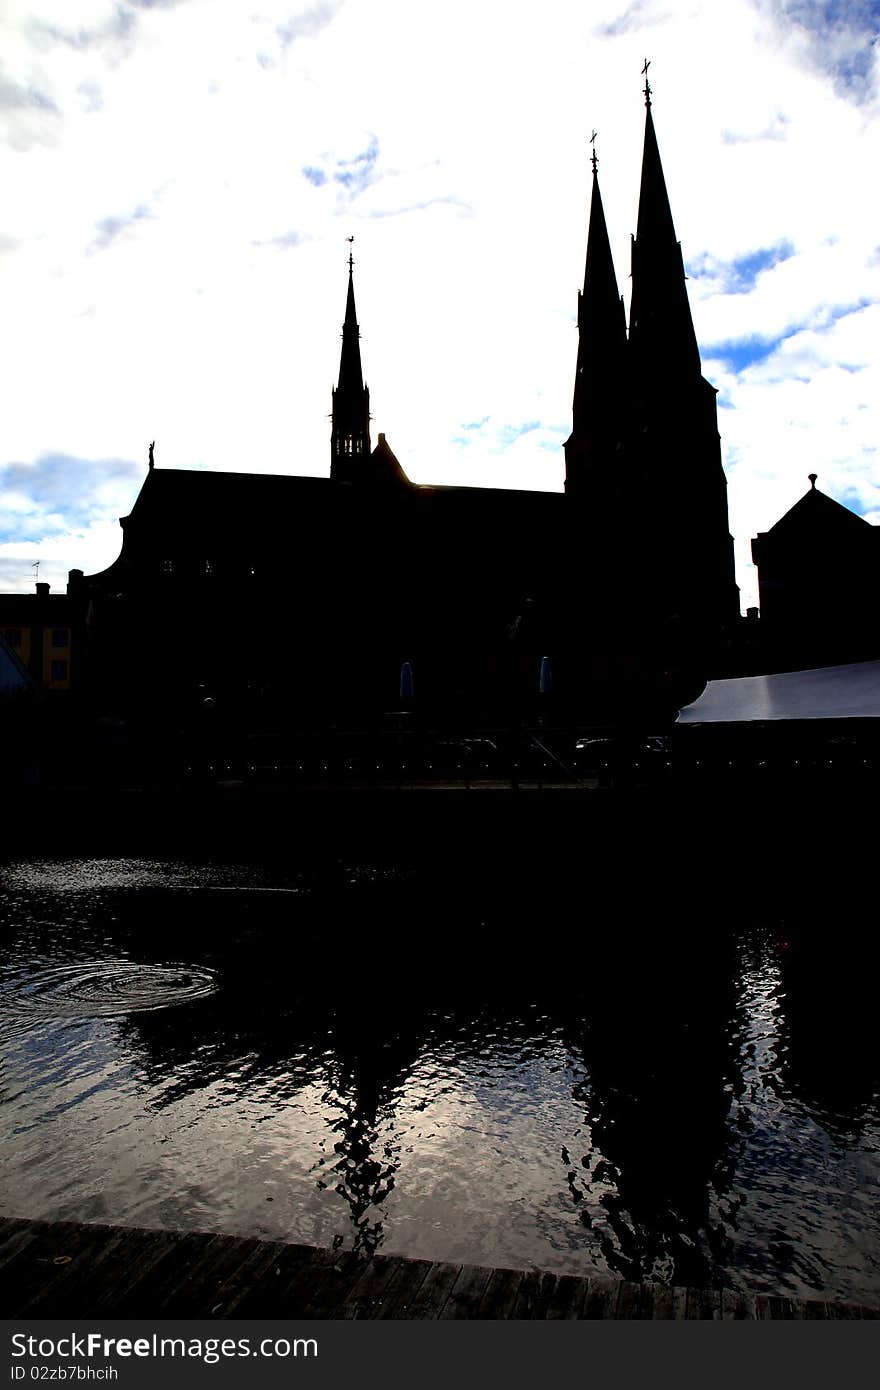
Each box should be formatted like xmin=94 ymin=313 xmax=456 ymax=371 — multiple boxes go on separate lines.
xmin=0 ymin=857 xmax=878 ymax=1304
xmin=316 ymin=1006 xmax=424 ymax=1255
xmin=776 ymin=917 xmax=879 ymax=1137
xmin=557 ymin=930 xmax=740 ymax=1289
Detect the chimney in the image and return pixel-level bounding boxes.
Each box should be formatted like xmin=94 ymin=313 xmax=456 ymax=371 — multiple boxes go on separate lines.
xmin=36 ymin=582 xmax=50 ymax=598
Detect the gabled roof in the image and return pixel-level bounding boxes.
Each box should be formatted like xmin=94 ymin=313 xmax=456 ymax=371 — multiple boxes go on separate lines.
xmin=759 ymin=482 xmax=873 ymax=544
xmin=367 ymin=433 xmax=409 ymax=486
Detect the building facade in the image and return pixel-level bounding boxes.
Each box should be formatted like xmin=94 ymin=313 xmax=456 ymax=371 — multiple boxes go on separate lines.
xmin=564 ymin=94 xmax=740 ymax=652
xmin=751 ymin=475 xmax=880 ymax=669
xmin=0 ymin=583 xmax=75 ymax=694
xmin=5 ymin=92 xmax=745 ymax=731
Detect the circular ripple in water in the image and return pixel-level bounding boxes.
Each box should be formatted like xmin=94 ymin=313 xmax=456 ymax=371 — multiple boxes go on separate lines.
xmin=0 ymin=961 xmax=218 ymax=1018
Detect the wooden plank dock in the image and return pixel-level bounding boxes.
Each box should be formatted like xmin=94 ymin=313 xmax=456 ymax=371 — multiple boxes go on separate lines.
xmin=1 ymin=1218 xmax=877 ymax=1320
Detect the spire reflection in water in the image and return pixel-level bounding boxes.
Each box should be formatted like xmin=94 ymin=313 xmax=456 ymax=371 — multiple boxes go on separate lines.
xmin=0 ymin=855 xmax=878 ymax=1306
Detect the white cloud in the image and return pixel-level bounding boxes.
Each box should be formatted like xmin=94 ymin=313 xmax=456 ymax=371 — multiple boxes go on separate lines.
xmin=0 ymin=0 xmax=878 ymax=608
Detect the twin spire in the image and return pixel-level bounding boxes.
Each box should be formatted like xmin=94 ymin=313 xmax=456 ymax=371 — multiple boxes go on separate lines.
xmin=580 ymin=70 xmax=699 ymax=372
xmin=566 ymin=69 xmax=703 ymax=488
xmin=331 ymin=75 xmax=702 ymax=494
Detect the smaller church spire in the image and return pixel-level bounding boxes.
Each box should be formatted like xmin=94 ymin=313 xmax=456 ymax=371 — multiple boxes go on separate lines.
xmin=331 ymin=240 xmax=371 ymax=480
xmin=338 ymin=239 xmax=364 ymax=394
xmin=564 ymin=141 xmax=628 ymax=493
xmin=574 ymin=147 xmax=627 ymax=401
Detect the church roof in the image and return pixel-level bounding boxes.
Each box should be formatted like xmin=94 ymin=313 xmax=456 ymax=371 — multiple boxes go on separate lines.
xmin=81 ymin=461 xmax=566 ymax=593
xmin=759 ymin=480 xmax=874 ymax=543
xmin=108 ymin=464 xmax=565 ymax=560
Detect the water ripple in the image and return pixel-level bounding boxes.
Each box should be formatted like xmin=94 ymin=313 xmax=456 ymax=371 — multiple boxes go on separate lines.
xmin=0 ymin=961 xmax=217 ymax=1019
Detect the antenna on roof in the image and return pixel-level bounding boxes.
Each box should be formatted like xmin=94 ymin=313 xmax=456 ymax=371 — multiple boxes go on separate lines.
xmin=32 ymin=561 xmax=39 ymax=582
xmin=149 ymin=440 xmax=155 ymax=470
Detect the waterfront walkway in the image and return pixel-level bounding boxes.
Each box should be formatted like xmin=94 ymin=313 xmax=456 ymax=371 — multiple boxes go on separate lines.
xmin=1 ymin=1218 xmax=876 ymax=1320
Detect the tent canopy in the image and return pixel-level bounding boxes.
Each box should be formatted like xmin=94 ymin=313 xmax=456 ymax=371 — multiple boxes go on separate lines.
xmin=677 ymin=660 xmax=880 ymax=724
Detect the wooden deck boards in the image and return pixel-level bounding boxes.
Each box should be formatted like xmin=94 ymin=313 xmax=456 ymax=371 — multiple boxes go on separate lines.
xmin=1 ymin=1217 xmax=876 ymax=1321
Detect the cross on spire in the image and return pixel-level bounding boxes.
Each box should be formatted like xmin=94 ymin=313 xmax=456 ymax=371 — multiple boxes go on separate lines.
xmin=346 ymin=235 xmax=354 ymax=273
xmin=642 ymin=57 xmax=652 ymax=108
xmin=590 ymin=130 xmax=598 ymax=176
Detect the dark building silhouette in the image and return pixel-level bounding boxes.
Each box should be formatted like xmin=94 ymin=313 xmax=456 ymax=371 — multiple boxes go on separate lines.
xmin=565 ymin=95 xmax=740 ymax=657
xmin=0 ymin=582 xmax=75 ymax=693
xmin=2 ymin=90 xmax=746 ymax=733
xmin=751 ymin=475 xmax=880 ymax=668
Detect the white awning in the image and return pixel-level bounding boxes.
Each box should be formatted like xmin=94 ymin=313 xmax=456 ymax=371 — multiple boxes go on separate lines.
xmin=677 ymin=660 xmax=880 ymax=723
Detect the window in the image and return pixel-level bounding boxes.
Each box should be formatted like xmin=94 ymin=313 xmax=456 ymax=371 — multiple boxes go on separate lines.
xmin=161 ymin=559 xmax=174 ymax=574
xmin=50 ymin=660 xmax=68 ymax=682
xmin=52 ymin=628 xmax=68 ymax=648
xmin=204 ymin=560 xmax=214 ymax=576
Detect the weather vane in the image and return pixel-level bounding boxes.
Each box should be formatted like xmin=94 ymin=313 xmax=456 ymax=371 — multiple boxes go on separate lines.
xmin=642 ymin=57 xmax=652 ymax=108
xmin=346 ymin=234 xmax=354 ymax=272
xmin=590 ymin=130 xmax=598 ymax=175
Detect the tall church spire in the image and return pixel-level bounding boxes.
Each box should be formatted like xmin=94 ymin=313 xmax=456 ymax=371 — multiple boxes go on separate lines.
xmin=331 ymin=246 xmax=371 ymax=481
xmin=564 ymin=146 xmax=627 ymax=494
xmin=629 ymin=99 xmax=700 ymax=377
xmin=626 ymin=79 xmax=740 ymax=631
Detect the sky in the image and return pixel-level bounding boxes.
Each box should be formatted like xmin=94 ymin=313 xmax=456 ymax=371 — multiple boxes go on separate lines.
xmin=1 ymin=0 xmax=878 ymax=609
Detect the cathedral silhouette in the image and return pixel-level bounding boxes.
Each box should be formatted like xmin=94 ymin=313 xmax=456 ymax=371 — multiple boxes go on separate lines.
xmin=44 ymin=84 xmax=746 ymax=731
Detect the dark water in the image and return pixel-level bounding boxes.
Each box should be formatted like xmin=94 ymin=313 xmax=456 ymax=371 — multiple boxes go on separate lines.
xmin=1 ymin=855 xmax=877 ymax=1304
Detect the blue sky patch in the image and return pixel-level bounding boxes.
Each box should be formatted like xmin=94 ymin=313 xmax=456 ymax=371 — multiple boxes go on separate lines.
xmin=704 ymin=334 xmax=787 ymax=373
xmin=773 ymin=0 xmax=880 ymax=96
xmin=497 ymin=421 xmax=542 ymax=446
xmin=705 ymin=297 xmax=874 ymax=375
xmin=0 ymin=455 xmax=140 ymax=542
xmin=333 ymin=137 xmax=379 ymax=196
xmin=689 ymin=240 xmax=795 ymax=293
xmin=254 ymin=229 xmax=303 ymax=249
xmin=302 ymin=165 xmax=327 ymax=187
xmin=90 ymin=204 xmax=151 ymax=252
xmin=839 ymin=486 xmax=876 ymax=517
